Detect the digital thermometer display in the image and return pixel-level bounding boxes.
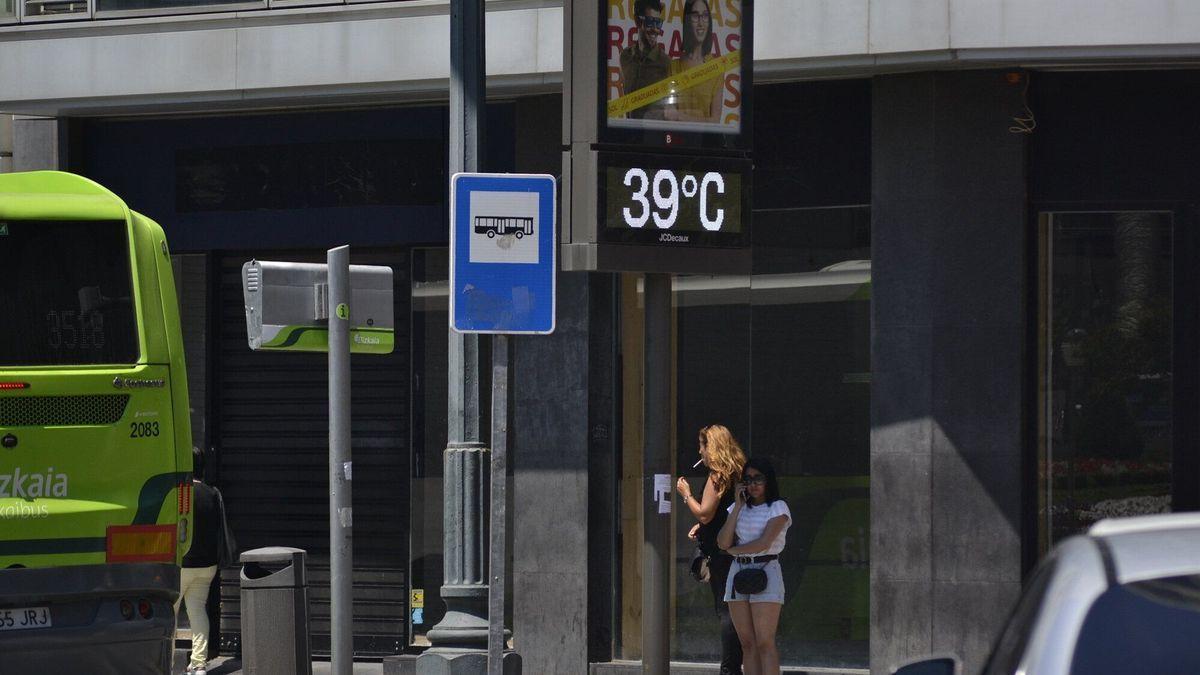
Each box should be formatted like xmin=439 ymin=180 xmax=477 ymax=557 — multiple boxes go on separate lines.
xmin=599 ymin=154 xmax=750 ymax=247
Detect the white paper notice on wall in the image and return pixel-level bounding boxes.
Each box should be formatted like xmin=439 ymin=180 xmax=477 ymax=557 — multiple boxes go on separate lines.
xmin=654 ymin=473 xmax=671 ymax=514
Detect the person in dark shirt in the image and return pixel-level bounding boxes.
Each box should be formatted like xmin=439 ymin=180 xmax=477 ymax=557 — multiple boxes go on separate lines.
xmin=176 ymin=447 xmax=223 ymax=675
xmin=619 ymin=0 xmax=669 ymax=119
xmin=676 ymin=424 xmax=748 ymax=674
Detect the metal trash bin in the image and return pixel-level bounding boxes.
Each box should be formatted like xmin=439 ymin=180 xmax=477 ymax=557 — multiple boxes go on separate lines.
xmin=240 ymin=546 xmax=312 ymax=675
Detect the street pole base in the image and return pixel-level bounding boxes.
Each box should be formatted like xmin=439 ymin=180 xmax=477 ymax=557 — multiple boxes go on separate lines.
xmin=383 ymin=650 xmax=521 ymax=675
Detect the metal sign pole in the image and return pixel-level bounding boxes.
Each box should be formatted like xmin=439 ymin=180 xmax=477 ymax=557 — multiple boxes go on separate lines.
xmin=642 ymin=272 xmax=671 ymax=674
xmin=328 ymin=245 xmax=353 ymax=675
xmin=447 ymin=169 xmax=553 ymax=674
xmin=488 ymin=334 xmax=509 ymax=675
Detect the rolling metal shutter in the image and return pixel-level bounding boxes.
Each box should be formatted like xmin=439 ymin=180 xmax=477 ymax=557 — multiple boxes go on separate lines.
xmin=215 ymin=250 xmax=410 ymax=656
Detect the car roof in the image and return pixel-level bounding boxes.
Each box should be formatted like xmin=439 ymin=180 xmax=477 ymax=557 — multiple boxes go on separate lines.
xmin=1016 ymin=536 xmax=1109 ymax=675
xmin=1090 ymin=514 xmax=1200 ymax=585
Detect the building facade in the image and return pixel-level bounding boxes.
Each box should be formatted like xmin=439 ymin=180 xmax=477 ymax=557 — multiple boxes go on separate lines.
xmin=2 ymin=2 xmax=1199 ymax=673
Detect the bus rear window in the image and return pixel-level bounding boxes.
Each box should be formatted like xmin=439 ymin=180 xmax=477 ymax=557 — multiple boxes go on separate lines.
xmin=0 ymin=220 xmax=139 ymax=365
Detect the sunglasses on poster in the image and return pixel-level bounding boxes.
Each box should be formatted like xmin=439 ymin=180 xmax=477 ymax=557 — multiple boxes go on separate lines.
xmin=638 ymin=15 xmax=664 ymax=29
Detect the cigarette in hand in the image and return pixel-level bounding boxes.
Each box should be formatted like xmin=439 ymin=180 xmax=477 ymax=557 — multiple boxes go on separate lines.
xmin=692 ymin=458 xmax=704 ymax=469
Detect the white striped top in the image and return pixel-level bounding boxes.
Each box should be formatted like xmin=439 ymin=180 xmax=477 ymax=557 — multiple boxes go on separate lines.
xmin=728 ymin=499 xmax=791 ymax=555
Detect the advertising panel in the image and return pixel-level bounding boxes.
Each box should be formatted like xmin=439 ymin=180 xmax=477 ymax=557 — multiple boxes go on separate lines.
xmin=603 ymin=0 xmax=751 ymax=149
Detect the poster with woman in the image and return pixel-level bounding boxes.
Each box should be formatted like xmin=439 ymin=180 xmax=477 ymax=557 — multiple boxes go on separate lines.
xmin=606 ymin=0 xmax=746 ymax=138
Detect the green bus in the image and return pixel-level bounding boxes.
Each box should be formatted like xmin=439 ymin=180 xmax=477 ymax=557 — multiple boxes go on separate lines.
xmin=0 ymin=171 xmax=192 ymax=673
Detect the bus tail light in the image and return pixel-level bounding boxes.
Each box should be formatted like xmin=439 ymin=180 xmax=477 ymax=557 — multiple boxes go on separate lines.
xmin=119 ymin=599 xmax=135 ymax=620
xmin=0 ymin=382 xmax=29 ymax=390
xmin=106 ymin=525 xmax=176 ymax=563
xmin=137 ymin=598 xmax=153 ymax=619
xmin=177 ymin=481 xmax=191 ymax=514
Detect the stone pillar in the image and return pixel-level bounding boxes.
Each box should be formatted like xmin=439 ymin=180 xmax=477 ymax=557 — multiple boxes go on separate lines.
xmin=870 ymin=71 xmax=1028 ymax=675
xmin=12 ymin=116 xmax=64 ymax=171
xmin=511 ymin=272 xmax=596 ymax=674
xmin=0 ymin=115 xmax=13 ymax=173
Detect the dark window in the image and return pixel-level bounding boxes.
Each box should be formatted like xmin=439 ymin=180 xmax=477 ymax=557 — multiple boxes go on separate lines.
xmin=1069 ymin=575 xmax=1200 ymax=675
xmin=1036 ymin=212 xmax=1173 ymax=549
xmin=175 ymin=139 xmax=445 ymax=213
xmin=0 ymin=220 xmax=138 ymax=366
xmin=97 ymin=0 xmax=248 ymax=11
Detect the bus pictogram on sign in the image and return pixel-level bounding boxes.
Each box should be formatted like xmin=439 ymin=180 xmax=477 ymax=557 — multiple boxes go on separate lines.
xmin=473 ymin=215 xmax=534 ymax=239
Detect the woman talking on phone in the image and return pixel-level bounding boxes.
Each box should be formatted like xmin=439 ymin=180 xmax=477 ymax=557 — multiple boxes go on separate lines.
xmin=717 ymin=457 xmax=791 ymax=675
xmin=676 ymin=424 xmax=746 ymax=673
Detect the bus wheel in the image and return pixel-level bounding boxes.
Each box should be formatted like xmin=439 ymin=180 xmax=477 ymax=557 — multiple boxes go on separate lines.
xmin=487 ymin=230 xmax=496 ymax=238
xmin=514 ymin=231 xmax=523 ymax=239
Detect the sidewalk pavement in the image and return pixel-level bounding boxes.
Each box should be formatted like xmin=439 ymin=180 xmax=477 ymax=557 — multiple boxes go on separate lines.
xmin=173 ymin=650 xmax=384 ymax=675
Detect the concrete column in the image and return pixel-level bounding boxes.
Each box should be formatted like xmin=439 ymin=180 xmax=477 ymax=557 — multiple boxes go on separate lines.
xmin=0 ymin=115 xmax=13 ymax=173
xmin=12 ymin=116 xmax=65 ymax=171
xmin=511 ymin=272 xmax=594 ymax=675
xmin=870 ymin=71 xmax=1028 ymax=675
xmin=509 ymin=93 xmax=594 ymax=674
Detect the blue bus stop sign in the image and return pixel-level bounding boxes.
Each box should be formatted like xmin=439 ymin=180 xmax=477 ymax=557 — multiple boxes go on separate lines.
xmin=450 ymin=173 xmax=557 ymax=334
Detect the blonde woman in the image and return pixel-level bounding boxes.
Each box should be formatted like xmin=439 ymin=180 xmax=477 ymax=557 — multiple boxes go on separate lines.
xmin=676 ymin=424 xmax=748 ymax=674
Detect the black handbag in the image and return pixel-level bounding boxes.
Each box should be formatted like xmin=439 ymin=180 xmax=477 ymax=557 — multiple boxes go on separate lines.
xmin=214 ymin=486 xmax=239 ymax=568
xmin=732 ymin=567 xmax=767 ymax=595
xmin=689 ymin=548 xmax=711 ymax=583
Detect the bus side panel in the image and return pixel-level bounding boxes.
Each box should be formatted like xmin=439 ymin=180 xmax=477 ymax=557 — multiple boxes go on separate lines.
xmin=128 ymin=212 xmax=169 ymax=365
xmin=132 ymin=212 xmax=193 ymax=564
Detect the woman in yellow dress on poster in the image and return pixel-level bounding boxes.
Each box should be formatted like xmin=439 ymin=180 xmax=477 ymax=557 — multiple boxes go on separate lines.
xmin=666 ymin=0 xmax=724 ymax=124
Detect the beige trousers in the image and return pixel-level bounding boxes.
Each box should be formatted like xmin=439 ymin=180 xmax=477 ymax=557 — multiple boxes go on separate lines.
xmin=175 ymin=565 xmax=219 ymax=669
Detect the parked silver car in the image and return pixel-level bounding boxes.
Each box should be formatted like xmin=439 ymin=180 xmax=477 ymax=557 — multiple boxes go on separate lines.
xmin=894 ymin=513 xmax=1200 ymax=675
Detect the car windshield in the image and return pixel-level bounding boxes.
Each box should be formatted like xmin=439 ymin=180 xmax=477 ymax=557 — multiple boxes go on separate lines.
xmin=1068 ymin=574 xmax=1200 ymax=675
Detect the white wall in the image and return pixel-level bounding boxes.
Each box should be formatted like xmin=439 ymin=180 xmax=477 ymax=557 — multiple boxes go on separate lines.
xmin=0 ymin=2 xmax=563 ymax=115
xmin=2 ymin=0 xmax=1200 ymax=114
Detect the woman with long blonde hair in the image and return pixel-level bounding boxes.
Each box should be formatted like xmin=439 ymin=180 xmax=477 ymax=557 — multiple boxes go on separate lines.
xmin=677 ymin=424 xmax=748 ymax=674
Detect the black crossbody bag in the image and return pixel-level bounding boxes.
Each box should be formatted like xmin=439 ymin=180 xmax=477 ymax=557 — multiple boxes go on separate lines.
xmin=732 ymin=563 xmax=768 ymax=595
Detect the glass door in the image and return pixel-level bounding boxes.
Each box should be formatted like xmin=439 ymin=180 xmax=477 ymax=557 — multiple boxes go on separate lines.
xmin=1037 ymin=211 xmax=1174 ymax=553
xmin=614 ymin=206 xmax=871 ymax=669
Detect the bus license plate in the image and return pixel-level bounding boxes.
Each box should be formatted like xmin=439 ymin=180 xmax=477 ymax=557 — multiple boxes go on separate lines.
xmin=0 ymin=606 xmax=51 ymax=631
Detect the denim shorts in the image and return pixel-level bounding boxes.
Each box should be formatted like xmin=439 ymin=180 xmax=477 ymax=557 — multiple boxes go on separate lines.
xmin=724 ymin=558 xmax=785 ymax=604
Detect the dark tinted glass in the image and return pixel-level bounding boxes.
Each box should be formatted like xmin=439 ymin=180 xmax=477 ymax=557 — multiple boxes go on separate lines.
xmin=175 ymin=139 xmax=445 ymax=213
xmin=1069 ymin=575 xmax=1200 ymax=675
xmin=1038 ymin=212 xmax=1173 ymax=549
xmin=0 ymin=220 xmax=138 ymax=365
xmin=894 ymin=658 xmax=957 ymax=675
xmin=97 ymin=0 xmax=247 ymax=10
